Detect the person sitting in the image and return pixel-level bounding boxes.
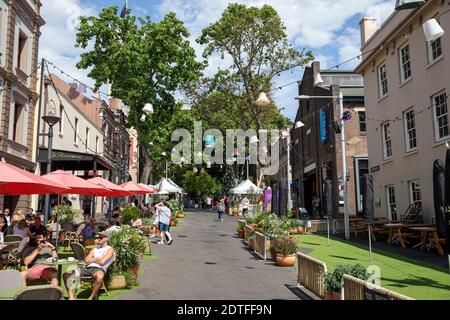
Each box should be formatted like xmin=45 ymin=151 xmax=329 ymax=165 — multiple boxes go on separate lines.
xmin=25 ymin=208 xmax=35 ymax=225
xmin=21 ymin=233 xmax=59 ymax=286
xmin=0 ymin=214 xmax=8 ymax=234
xmin=83 ymin=218 xmax=97 ymax=245
xmin=63 ymin=231 xmax=115 ymax=300
xmin=13 ymin=219 xmax=33 ymax=238
xmin=131 ymin=217 xmax=142 ymax=228
xmin=30 ymin=216 xmax=47 ymax=236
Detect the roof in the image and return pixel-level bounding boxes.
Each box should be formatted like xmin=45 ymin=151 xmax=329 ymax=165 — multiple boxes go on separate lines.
xmin=341 ymin=87 xmax=364 ymax=97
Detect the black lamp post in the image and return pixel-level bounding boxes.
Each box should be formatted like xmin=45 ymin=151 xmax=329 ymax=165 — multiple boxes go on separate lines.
xmin=41 ymin=115 xmax=61 ymax=225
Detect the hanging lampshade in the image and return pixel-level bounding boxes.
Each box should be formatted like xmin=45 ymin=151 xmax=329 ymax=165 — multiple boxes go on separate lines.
xmin=295 ymin=121 xmax=305 ymax=129
xmin=342 ymin=111 xmax=352 ymax=122
xmin=255 ymin=91 xmax=271 ymax=106
xmin=423 ymin=18 xmax=445 ymax=42
xmin=250 ymin=136 xmax=259 ymax=144
xmin=395 ymin=0 xmax=425 ymax=11
xmin=143 ymin=103 xmax=154 ymax=114
xmin=161 ymin=151 xmax=167 ymax=156
xmin=140 ymin=114 xmax=146 ymax=122
xmin=313 ymin=69 xmax=324 ymax=86
xmin=281 ymin=130 xmax=290 ymax=138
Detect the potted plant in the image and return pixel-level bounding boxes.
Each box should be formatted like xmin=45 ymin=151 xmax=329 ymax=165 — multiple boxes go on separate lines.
xmin=247 ymin=233 xmax=255 ymax=250
xmin=122 ymin=205 xmax=141 ymax=225
xmin=55 ymin=205 xmax=77 ymax=231
xmin=236 ymin=223 xmax=245 ymax=238
xmin=272 ymin=235 xmax=297 ymax=267
xmin=322 ymin=264 xmax=371 ymax=300
xmin=171 ymin=216 xmax=179 ymax=226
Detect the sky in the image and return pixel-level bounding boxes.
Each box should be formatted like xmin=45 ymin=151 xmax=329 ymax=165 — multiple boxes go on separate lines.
xmin=39 ymin=0 xmax=396 ymax=121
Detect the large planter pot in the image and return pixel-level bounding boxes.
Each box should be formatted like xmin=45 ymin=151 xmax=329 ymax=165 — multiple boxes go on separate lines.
xmin=270 ymin=247 xmax=277 ymax=262
xmin=108 ymin=275 xmax=127 ymax=290
xmin=237 ymin=230 xmax=245 ymax=238
xmin=289 ymin=228 xmax=298 ymax=235
xmin=176 ymin=213 xmax=185 ymax=218
xmin=297 ymin=227 xmax=305 ymax=234
xmin=275 ymin=253 xmax=296 ymax=267
xmin=324 ymin=291 xmax=342 ymax=300
xmin=233 ymin=211 xmax=240 ymax=217
xmin=248 ymin=240 xmax=254 ymax=250
xmin=131 ymin=264 xmax=140 ymax=281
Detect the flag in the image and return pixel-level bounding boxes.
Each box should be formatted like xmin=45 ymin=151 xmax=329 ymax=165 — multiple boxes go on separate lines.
xmin=120 ymin=1 xmax=128 ymax=18
xmin=76 ymin=83 xmax=87 ymax=94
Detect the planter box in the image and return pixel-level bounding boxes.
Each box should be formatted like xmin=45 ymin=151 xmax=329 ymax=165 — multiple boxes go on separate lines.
xmin=275 ymin=253 xmax=296 ymax=267
xmin=324 ymin=291 xmax=342 ymax=300
xmin=108 ymin=275 xmax=127 ymax=290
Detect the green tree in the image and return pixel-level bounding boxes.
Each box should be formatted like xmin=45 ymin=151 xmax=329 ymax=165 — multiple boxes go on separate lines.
xmin=75 ymin=7 xmax=203 ymax=184
xmin=221 ymin=164 xmax=235 ymax=196
xmin=182 ymin=171 xmax=221 ymax=198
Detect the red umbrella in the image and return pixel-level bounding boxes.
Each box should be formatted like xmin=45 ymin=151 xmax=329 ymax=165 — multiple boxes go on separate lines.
xmin=120 ymin=181 xmax=151 ymax=195
xmin=42 ymin=170 xmax=110 ymax=195
xmin=88 ymin=177 xmax=132 ymax=197
xmin=138 ymin=183 xmax=157 ymax=194
xmin=0 ymin=162 xmax=69 ymax=195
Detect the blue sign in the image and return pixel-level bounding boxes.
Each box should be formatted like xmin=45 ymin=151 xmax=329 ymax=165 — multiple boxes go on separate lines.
xmin=320 ymin=109 xmax=329 ymax=143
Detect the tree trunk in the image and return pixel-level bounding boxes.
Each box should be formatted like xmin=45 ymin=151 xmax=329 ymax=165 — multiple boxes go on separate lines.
xmin=140 ymin=146 xmax=152 ymax=184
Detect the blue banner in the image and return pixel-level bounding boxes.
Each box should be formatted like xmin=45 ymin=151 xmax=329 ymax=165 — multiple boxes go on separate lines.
xmin=320 ymin=109 xmax=329 ymax=143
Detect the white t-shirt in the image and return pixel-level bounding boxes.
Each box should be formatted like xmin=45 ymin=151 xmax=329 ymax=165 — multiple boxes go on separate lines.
xmin=87 ymin=245 xmax=115 ymax=272
xmin=242 ymin=198 xmax=249 ymax=209
xmin=157 ymin=206 xmax=171 ymax=225
xmin=206 ymin=197 xmax=212 ymax=205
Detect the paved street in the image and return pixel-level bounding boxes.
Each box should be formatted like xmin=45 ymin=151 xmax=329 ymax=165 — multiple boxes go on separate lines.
xmin=116 ymin=210 xmax=307 ymax=300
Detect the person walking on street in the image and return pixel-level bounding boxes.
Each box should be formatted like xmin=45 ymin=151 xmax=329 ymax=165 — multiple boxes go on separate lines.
xmin=206 ymin=196 xmax=212 ymax=210
xmin=241 ymin=196 xmax=250 ymax=217
xmin=217 ymin=198 xmax=226 ymax=222
xmin=312 ymin=195 xmax=320 ymax=218
xmin=155 ymin=201 xmax=173 ymax=245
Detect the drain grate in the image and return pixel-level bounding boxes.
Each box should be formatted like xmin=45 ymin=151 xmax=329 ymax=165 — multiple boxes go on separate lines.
xmin=205 ymin=262 xmax=217 ymax=265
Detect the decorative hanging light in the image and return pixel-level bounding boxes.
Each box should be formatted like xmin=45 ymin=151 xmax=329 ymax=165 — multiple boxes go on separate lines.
xmin=313 ymin=69 xmax=324 ymax=86
xmin=140 ymin=114 xmax=146 ymax=122
xmin=423 ymin=18 xmax=445 ymax=42
xmin=143 ymin=103 xmax=154 ymax=114
xmin=342 ymin=111 xmax=352 ymax=122
xmin=255 ymin=91 xmax=271 ymax=106
xmin=295 ymin=121 xmax=305 ymax=129
xmin=395 ymin=0 xmax=425 ymax=11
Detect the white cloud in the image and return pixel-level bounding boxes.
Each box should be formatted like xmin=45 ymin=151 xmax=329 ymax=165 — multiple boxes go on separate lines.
xmin=366 ymin=1 xmax=395 ymax=28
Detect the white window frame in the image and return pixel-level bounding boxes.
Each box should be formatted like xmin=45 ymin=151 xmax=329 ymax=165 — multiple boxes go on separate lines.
xmin=74 ymin=117 xmax=79 ymax=144
xmin=399 ymin=42 xmax=411 ymax=83
xmin=85 ymin=127 xmax=89 ymax=151
xmin=409 ymin=180 xmax=422 ymax=206
xmin=58 ymin=105 xmax=64 ymax=135
xmin=386 ymin=185 xmax=397 ymax=221
xmin=378 ymin=63 xmax=388 ymax=98
xmin=432 ymin=91 xmax=449 ymax=141
xmin=403 ymin=108 xmax=417 ymax=152
xmin=428 ymin=37 xmax=443 ymax=65
xmin=382 ymin=122 xmax=392 ymax=160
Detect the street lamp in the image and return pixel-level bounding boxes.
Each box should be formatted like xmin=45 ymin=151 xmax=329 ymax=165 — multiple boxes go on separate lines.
xmin=41 ymin=114 xmax=61 ymax=225
xmin=281 ymin=130 xmax=293 ymax=213
xmin=296 ymin=91 xmax=351 ymax=240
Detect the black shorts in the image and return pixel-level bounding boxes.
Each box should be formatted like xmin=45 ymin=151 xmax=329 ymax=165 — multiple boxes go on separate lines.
xmin=79 ymin=266 xmax=104 ymax=277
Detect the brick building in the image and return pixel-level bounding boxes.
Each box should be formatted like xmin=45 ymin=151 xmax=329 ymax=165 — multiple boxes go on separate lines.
xmin=291 ymin=62 xmax=367 ymax=218
xmin=0 ymin=0 xmax=44 ymax=211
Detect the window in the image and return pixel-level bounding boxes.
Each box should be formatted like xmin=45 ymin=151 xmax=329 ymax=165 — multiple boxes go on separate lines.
xmin=409 ymin=180 xmax=422 ymax=206
xmin=432 ymin=91 xmax=448 ymax=140
xmin=16 ymin=31 xmax=28 ymax=72
xmin=12 ymin=103 xmax=23 ymax=143
xmin=58 ymin=105 xmax=64 ymax=134
xmin=358 ymin=111 xmax=366 ymax=133
xmin=95 ymin=136 xmax=99 ymax=153
xmin=378 ymin=63 xmax=388 ymax=97
xmin=399 ymin=43 xmax=411 ymax=82
xmin=85 ymin=127 xmax=89 ymax=151
xmin=74 ymin=118 xmax=78 ymax=144
xmin=404 ymin=109 xmax=417 ymax=152
xmin=382 ymin=122 xmax=392 ymax=159
xmin=428 ymin=37 xmax=442 ymax=64
xmin=386 ymin=185 xmax=397 ymax=221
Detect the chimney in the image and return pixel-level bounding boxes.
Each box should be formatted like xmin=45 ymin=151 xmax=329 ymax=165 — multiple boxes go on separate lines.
xmin=107 ymin=82 xmax=122 ymax=110
xmin=359 ymin=17 xmax=377 ymax=47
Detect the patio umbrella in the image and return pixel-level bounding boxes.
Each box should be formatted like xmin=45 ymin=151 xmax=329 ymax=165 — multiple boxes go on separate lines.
xmin=362 ymin=174 xmax=374 ymax=261
xmin=87 ymin=177 xmax=132 ymax=197
xmin=138 ymin=183 xmax=157 ymax=194
xmin=41 ymin=170 xmax=109 ymax=195
xmin=0 ymin=162 xmax=69 ymax=195
xmin=119 ymin=181 xmax=150 ymax=195
xmin=432 ymin=159 xmax=446 ymax=235
xmin=444 ymin=148 xmax=450 ymax=269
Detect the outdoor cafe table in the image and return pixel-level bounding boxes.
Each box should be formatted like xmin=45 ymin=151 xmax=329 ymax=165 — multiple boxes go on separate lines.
xmin=44 ymin=258 xmax=79 ymax=284
xmin=408 ymin=226 xmax=444 ymax=256
xmin=384 ymin=223 xmax=435 ymax=248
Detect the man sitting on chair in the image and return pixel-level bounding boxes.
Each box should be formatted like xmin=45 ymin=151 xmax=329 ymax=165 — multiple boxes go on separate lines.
xmin=63 ymin=231 xmax=115 ymax=300
xmin=21 ymin=233 xmax=59 ymax=286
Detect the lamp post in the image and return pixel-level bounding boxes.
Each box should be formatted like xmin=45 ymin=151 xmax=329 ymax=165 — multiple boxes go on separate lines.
xmin=41 ymin=114 xmax=61 ymax=225
xmin=281 ymin=130 xmax=293 ymax=213
xmin=296 ymin=91 xmax=350 ymax=240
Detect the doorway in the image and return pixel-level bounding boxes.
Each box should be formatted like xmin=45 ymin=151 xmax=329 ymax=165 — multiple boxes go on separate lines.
xmin=303 ymin=173 xmax=316 ymax=216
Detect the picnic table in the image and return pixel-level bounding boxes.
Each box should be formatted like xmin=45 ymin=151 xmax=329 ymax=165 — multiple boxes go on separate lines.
xmin=384 ymin=223 xmax=434 ymax=248
xmin=408 ymin=226 xmax=444 ymax=255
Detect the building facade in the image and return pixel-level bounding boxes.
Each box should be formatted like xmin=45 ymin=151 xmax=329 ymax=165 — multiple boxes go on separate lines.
xmin=292 ymin=62 xmax=367 ymax=218
xmin=355 ymin=0 xmax=450 ymax=222
xmin=0 ymin=0 xmax=44 ymax=211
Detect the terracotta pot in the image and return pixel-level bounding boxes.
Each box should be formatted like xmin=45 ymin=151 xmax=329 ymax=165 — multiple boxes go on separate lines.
xmin=248 ymin=240 xmax=254 ymax=250
xmin=297 ymin=227 xmax=305 ymax=234
xmin=275 ymin=253 xmax=296 ymax=267
xmin=270 ymin=247 xmax=277 ymax=261
xmin=324 ymin=291 xmax=342 ymax=300
xmin=176 ymin=213 xmax=185 ymax=218
xmin=289 ymin=228 xmax=298 ymax=235
xmin=108 ymin=275 xmax=127 ymax=290
xmin=237 ymin=230 xmax=245 ymax=238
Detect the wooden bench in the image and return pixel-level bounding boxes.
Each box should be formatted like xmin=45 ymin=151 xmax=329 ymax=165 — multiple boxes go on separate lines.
xmin=343 ymin=274 xmax=414 ymax=300
xmin=296 ymin=252 xmax=327 ymax=299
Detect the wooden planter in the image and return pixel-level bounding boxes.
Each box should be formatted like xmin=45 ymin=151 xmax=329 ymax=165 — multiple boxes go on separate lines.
xmin=237 ymin=230 xmax=245 ymax=238
xmin=324 ymin=291 xmax=342 ymax=300
xmin=233 ymin=211 xmax=240 ymax=217
xmin=108 ymin=275 xmax=127 ymax=290
xmin=248 ymin=239 xmax=255 ymax=250
xmin=275 ymin=253 xmax=296 ymax=267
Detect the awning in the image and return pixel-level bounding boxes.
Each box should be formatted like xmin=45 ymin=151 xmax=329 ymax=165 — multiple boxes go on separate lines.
xmin=38 ymin=147 xmax=113 ymax=171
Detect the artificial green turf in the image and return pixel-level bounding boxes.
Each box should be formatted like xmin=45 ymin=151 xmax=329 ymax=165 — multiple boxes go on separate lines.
xmin=294 ymin=234 xmax=450 ymax=300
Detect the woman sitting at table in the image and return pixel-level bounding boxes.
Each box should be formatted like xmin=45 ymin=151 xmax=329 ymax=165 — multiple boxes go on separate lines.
xmin=13 ymin=219 xmax=33 ymax=238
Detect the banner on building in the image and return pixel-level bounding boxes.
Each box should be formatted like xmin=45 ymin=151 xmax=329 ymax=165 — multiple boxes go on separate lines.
xmin=320 ymin=109 xmax=329 ymax=143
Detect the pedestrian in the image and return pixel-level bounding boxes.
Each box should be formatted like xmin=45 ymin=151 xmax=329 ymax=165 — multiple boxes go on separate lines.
xmin=154 ymin=201 xmax=173 ymax=245
xmin=241 ymin=196 xmax=250 ymax=217
xmin=217 ymin=198 xmax=226 ymax=222
xmin=206 ymin=196 xmax=212 ymax=210
xmin=149 ymin=207 xmax=159 ymax=239
xmin=63 ymin=196 xmax=72 ymax=207
xmin=82 ymin=196 xmax=92 ymax=221
xmin=312 ymin=195 xmax=320 ymax=218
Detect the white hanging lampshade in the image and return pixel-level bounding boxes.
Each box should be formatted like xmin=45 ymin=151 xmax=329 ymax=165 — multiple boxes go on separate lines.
xmin=281 ymin=130 xmax=290 ymax=138
xmin=295 ymin=121 xmax=305 ymax=129
xmin=249 ymin=135 xmax=259 ymax=144
xmin=423 ymin=18 xmax=445 ymax=42
xmin=313 ymin=69 xmax=324 ymax=86
xmin=395 ymin=0 xmax=425 ymax=11
xmin=255 ymin=91 xmax=271 ymax=106
xmin=143 ymin=103 xmax=154 ymax=114
xmin=140 ymin=114 xmax=146 ymax=122
xmin=161 ymin=151 xmax=167 ymax=156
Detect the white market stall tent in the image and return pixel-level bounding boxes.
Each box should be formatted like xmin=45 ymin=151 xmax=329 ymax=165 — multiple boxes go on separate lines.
xmin=230 ymin=179 xmax=263 ymax=195
xmin=155 ymin=178 xmax=184 ymax=194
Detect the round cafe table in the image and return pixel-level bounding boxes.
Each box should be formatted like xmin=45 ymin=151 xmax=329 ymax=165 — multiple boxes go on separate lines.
xmin=44 ymin=259 xmax=79 ymax=284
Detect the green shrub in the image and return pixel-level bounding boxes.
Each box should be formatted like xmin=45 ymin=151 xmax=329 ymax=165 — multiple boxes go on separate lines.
xmin=54 ymin=205 xmax=78 ymax=223
xmin=237 ymin=223 xmax=245 ymax=232
xmin=272 ymin=236 xmax=297 ymax=255
xmin=122 ymin=205 xmax=141 ymax=225
xmin=323 ymin=264 xmax=371 ymax=293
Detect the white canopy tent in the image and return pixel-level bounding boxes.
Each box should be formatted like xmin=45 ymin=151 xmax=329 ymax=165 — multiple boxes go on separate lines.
xmin=155 ymin=178 xmax=184 ymax=194
xmin=230 ymin=179 xmax=263 ymax=195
